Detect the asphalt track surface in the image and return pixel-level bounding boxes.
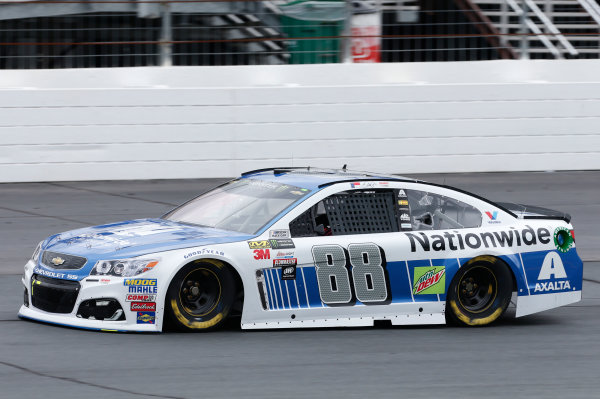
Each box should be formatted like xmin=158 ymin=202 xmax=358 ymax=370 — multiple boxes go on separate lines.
xmin=1 ymin=171 xmax=599 ymax=399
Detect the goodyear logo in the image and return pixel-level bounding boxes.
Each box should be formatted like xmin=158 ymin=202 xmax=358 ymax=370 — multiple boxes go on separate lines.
xmin=248 ymin=240 xmax=271 ymax=249
xmin=123 ymin=279 xmax=157 ymax=286
xmin=137 ymin=311 xmax=156 ymax=324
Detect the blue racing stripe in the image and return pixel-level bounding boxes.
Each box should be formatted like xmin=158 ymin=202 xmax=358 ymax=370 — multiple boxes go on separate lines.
xmin=275 ymin=269 xmax=290 ymax=309
xmin=302 ymin=266 xmax=324 ymax=307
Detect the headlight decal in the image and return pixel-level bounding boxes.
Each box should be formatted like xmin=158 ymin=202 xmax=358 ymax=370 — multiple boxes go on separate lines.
xmin=91 ymin=259 xmax=159 ymax=277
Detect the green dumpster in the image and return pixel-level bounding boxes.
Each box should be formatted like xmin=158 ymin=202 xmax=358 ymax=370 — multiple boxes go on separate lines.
xmin=280 ymin=0 xmax=347 ymax=64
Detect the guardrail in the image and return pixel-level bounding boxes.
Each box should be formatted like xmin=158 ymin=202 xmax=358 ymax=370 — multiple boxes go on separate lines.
xmin=1 ymin=59 xmax=599 ymax=182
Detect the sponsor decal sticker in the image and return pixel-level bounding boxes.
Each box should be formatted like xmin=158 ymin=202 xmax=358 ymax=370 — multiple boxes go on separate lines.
xmin=124 ymin=279 xmax=157 ymax=294
xmin=281 ymin=266 xmax=296 ymax=280
xmin=553 ymin=227 xmax=574 ymax=253
xmin=273 ymin=258 xmax=298 ymax=267
xmin=269 ymin=230 xmax=290 ymax=239
xmin=184 ymin=248 xmax=225 ymax=259
xmin=131 ymin=302 xmax=156 ymax=311
xmin=248 ymin=240 xmax=271 ymax=249
xmin=401 ymin=223 xmax=412 ymax=229
xmin=534 ymin=252 xmax=571 ymax=293
xmin=406 ymin=225 xmax=551 ymax=252
xmin=485 ymin=211 xmax=501 ymax=224
xmin=137 ymin=311 xmax=156 ymax=324
xmin=350 ymin=182 xmax=361 ymax=188
xmin=276 ymin=251 xmax=295 ymax=257
xmin=253 ymin=248 xmax=270 ymax=260
xmin=398 ymin=189 xmax=407 ymax=197
xmin=400 ymin=213 xmax=410 ymax=221
xmin=413 ymin=266 xmax=445 ymax=295
xmin=269 ymin=239 xmax=295 ymax=249
xmin=398 ymin=200 xmax=409 ymax=206
xmin=126 ymin=294 xmax=156 ymax=302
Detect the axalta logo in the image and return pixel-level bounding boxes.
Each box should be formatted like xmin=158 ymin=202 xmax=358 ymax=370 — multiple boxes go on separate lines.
xmin=413 ymin=267 xmax=445 ymax=295
xmin=534 ymin=252 xmax=571 ymax=293
xmin=123 ymin=279 xmax=156 ymax=286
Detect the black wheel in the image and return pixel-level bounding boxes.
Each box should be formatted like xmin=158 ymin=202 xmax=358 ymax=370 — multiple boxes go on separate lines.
xmin=165 ymin=259 xmax=236 ymax=331
xmin=446 ymin=257 xmax=512 ymax=327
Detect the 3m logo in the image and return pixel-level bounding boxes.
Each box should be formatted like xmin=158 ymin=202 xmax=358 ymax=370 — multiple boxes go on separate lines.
xmin=485 ymin=211 xmax=498 ymax=220
xmin=248 ymin=241 xmax=270 ymax=249
xmin=413 ymin=266 xmax=445 ymax=295
xmin=253 ymin=249 xmax=270 ymax=260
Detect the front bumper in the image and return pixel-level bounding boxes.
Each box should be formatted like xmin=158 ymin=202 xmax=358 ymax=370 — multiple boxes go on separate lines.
xmin=18 ymin=260 xmax=162 ymax=332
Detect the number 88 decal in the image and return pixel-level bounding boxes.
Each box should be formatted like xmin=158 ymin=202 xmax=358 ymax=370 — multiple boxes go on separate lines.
xmin=312 ymin=243 xmax=389 ymax=305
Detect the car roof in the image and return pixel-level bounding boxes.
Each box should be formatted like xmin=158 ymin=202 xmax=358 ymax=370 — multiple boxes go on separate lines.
xmin=239 ymin=167 xmax=422 ymax=191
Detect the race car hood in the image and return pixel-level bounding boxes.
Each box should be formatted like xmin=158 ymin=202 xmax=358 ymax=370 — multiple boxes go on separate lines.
xmin=35 ymin=218 xmax=252 ymax=281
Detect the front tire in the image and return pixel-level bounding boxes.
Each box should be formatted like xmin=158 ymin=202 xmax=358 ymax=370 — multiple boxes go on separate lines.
xmin=165 ymin=259 xmax=236 ymax=331
xmin=446 ymin=257 xmax=512 ymax=327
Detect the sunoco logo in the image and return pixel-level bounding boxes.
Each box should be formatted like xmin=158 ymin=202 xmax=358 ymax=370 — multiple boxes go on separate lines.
xmin=413 ymin=267 xmax=445 ymax=295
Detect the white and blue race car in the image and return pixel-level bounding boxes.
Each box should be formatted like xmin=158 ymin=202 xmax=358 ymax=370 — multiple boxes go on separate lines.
xmin=19 ymin=168 xmax=582 ymax=332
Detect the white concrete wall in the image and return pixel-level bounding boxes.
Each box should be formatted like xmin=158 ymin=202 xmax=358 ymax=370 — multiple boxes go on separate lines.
xmin=1 ymin=60 xmax=599 ymax=183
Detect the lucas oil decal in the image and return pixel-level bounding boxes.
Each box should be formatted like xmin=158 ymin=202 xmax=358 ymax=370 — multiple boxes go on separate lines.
xmin=413 ymin=266 xmax=445 ymax=295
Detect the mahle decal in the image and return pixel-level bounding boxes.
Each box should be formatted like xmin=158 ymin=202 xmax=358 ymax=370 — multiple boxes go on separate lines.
xmin=413 ymin=266 xmax=445 ymax=295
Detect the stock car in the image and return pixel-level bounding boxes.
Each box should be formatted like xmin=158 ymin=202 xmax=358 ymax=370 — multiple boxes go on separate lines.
xmin=19 ymin=167 xmax=582 ymax=332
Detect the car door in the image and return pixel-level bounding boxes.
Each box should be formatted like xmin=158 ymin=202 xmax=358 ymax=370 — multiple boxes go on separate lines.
xmin=273 ymin=184 xmax=416 ymax=313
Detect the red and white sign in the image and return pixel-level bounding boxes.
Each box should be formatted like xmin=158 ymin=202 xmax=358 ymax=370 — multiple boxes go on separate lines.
xmin=351 ymin=12 xmax=381 ymax=63
xmin=126 ymin=294 xmax=156 ymax=302
xmin=131 ymin=302 xmax=156 ymax=311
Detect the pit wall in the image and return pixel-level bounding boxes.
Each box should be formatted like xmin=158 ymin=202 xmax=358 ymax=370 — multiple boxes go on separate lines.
xmin=1 ymin=59 xmax=599 ymax=182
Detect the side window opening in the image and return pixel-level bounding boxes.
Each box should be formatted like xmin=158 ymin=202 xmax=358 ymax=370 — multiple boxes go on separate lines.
xmin=289 ymin=189 xmax=399 ymax=237
xmin=407 ymin=190 xmax=482 ymax=231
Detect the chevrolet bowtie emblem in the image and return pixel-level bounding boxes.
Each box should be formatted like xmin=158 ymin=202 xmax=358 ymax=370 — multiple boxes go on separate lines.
xmin=51 ymin=257 xmax=65 ymax=266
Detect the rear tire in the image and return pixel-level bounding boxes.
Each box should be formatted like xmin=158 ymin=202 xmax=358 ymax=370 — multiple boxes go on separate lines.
xmin=165 ymin=259 xmax=236 ymax=332
xmin=446 ymin=257 xmax=512 ymax=327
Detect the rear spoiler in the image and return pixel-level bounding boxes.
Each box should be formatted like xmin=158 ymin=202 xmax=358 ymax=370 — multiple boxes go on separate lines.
xmin=496 ymin=202 xmax=571 ymax=223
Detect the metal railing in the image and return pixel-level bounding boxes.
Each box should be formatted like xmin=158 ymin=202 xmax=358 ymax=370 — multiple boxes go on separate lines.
xmin=0 ymin=0 xmax=599 ymax=69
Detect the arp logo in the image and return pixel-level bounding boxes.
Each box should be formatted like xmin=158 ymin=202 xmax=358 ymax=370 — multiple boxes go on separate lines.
xmin=485 ymin=211 xmax=498 ymax=220
xmin=248 ymin=241 xmax=271 ymax=249
xmin=253 ymin=249 xmax=270 ymax=260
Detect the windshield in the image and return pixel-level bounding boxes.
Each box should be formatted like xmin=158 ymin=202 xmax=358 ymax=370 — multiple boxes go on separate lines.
xmin=163 ymin=179 xmax=311 ymax=234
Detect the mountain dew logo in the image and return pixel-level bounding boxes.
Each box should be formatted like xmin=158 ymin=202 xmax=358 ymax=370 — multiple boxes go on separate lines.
xmin=413 ymin=266 xmax=445 ymax=295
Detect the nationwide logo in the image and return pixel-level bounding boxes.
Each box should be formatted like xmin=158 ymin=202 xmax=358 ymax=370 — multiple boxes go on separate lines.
xmin=413 ymin=266 xmax=445 ymax=295
xmin=126 ymin=294 xmax=156 ymax=302
xmin=534 ymin=251 xmax=571 ymax=293
xmin=406 ymin=225 xmax=552 ymax=252
xmin=137 ymin=311 xmax=156 ymax=324
xmin=131 ymin=302 xmax=156 ymax=311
